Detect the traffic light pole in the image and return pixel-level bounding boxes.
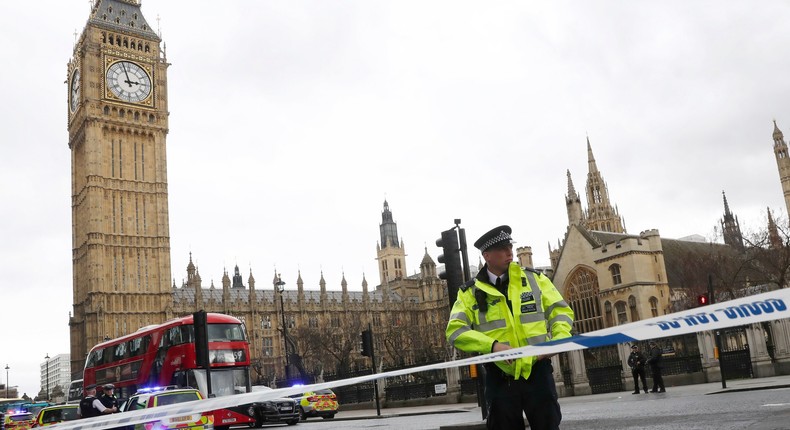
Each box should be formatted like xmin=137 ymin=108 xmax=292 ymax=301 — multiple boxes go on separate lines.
xmin=441 ymin=220 xmax=486 ymax=421
xmin=367 ymin=323 xmax=381 ymax=416
xmin=709 ymin=275 xmax=726 ymax=389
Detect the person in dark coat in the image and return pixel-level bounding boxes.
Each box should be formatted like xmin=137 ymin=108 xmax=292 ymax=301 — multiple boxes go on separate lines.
xmin=627 ymin=345 xmax=648 ymax=394
xmin=98 ymin=383 xmax=119 ymax=410
xmin=646 ymin=341 xmax=666 ymax=393
xmin=79 ymin=384 xmax=117 ymax=419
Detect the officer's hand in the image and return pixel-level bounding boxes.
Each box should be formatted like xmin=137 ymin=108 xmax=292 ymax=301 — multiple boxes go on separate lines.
xmin=492 ymin=342 xmax=514 ymax=364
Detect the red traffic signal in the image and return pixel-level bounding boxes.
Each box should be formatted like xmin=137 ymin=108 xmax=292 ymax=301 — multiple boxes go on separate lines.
xmin=697 ymin=294 xmax=709 ymax=306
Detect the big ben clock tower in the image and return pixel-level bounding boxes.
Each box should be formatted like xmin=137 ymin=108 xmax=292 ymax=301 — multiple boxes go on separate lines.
xmin=67 ymin=0 xmax=172 ymax=374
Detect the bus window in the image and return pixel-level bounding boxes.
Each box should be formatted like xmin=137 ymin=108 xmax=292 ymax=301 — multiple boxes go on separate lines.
xmin=208 ymin=324 xmax=245 ymax=341
xmin=67 ymin=379 xmax=83 ymax=404
xmin=129 ymin=335 xmax=150 ymax=357
xmin=103 ymin=346 xmax=115 ymax=365
xmin=114 ymin=342 xmax=128 ymax=361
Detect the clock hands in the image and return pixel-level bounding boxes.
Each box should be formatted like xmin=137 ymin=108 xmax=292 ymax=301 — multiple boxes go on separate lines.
xmin=120 ymin=62 xmax=134 ymax=87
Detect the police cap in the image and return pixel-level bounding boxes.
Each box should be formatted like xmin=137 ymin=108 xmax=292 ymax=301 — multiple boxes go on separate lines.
xmin=85 ymin=384 xmax=97 ymax=390
xmin=474 ymin=225 xmax=514 ymax=252
xmin=103 ymin=383 xmax=115 ymax=390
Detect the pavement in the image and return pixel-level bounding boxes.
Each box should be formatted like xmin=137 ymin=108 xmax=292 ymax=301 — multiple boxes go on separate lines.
xmin=327 ymin=374 xmax=790 ymax=430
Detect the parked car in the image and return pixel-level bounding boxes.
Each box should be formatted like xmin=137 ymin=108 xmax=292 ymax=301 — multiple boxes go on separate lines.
xmin=120 ymin=386 xmax=214 ymax=429
xmin=289 ymin=389 xmax=338 ymax=420
xmin=31 ymin=404 xmax=79 ymax=427
xmin=3 ymin=411 xmax=35 ymax=430
xmin=249 ymin=386 xmax=299 ymax=427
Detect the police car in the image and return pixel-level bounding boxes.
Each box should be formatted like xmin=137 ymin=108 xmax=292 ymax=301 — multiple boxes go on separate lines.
xmin=32 ymin=404 xmax=80 ymax=427
xmin=3 ymin=411 xmax=35 ymax=430
xmin=288 ymin=389 xmax=338 ymax=420
xmin=119 ymin=386 xmax=214 ymax=429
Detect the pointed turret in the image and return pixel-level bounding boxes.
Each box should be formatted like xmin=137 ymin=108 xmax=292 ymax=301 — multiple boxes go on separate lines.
xmin=583 ymin=137 xmax=625 ymax=233
xmin=248 ymin=268 xmax=257 ymax=304
xmin=565 ymin=170 xmax=584 ymax=226
xmin=319 ymin=271 xmax=327 ymax=302
xmin=232 ymin=264 xmax=244 ymax=289
xmin=376 ymin=200 xmax=407 ymax=284
xmin=587 ymin=136 xmax=599 ymax=173
xmin=768 ymin=207 xmax=782 ymax=249
xmin=362 ymin=273 xmax=369 ymax=300
xmin=773 ymin=120 xmax=790 ymax=217
xmin=774 ymin=119 xmax=784 ymax=142
xmin=720 ymin=191 xmax=744 ymax=250
xmin=419 ymin=247 xmax=437 ymax=278
xmin=341 ymin=272 xmax=349 ymax=302
xmin=187 ymin=252 xmax=196 ymax=282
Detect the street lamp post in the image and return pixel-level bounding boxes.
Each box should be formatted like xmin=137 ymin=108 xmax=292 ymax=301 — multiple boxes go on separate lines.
xmin=275 ymin=274 xmax=290 ymax=382
xmin=5 ymin=364 xmax=9 ymax=398
xmin=45 ymin=353 xmax=50 ymax=401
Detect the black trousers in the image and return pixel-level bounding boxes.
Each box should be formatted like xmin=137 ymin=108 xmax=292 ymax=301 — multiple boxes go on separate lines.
xmin=631 ymin=367 xmax=647 ymax=392
xmin=484 ymin=359 xmax=561 ymax=430
xmin=650 ymin=364 xmax=665 ymax=391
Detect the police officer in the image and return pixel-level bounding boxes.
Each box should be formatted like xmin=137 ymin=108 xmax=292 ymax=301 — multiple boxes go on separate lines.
xmin=446 ymin=225 xmax=575 ymax=430
xmin=647 ymin=341 xmax=666 ymax=393
xmin=99 ymin=383 xmax=119 ymax=410
xmin=627 ymin=345 xmax=648 ymax=394
xmin=79 ymin=384 xmax=117 ymax=419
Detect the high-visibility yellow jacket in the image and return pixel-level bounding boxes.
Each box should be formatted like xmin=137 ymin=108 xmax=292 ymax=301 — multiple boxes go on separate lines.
xmin=446 ymin=262 xmax=574 ymax=380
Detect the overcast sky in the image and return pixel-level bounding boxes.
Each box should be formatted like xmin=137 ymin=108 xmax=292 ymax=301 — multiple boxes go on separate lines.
xmin=2 ymin=0 xmax=790 ymax=397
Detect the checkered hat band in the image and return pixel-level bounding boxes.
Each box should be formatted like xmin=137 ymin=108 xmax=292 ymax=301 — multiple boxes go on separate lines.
xmin=480 ymin=230 xmax=512 ymax=252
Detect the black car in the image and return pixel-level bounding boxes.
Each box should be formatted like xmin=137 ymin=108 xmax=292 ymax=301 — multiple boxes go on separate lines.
xmin=250 ymin=386 xmax=299 ymax=427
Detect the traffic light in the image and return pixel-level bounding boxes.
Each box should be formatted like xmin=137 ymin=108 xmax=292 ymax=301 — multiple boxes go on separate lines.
xmin=436 ymin=228 xmax=464 ymax=305
xmin=361 ymin=329 xmax=374 ymax=358
xmin=697 ymin=294 xmax=709 ymax=306
xmin=193 ymin=310 xmax=209 ymax=368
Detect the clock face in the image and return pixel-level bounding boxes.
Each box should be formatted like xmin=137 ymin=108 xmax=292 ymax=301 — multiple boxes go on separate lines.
xmin=106 ymin=61 xmax=152 ymax=103
xmin=70 ymin=69 xmax=81 ymax=112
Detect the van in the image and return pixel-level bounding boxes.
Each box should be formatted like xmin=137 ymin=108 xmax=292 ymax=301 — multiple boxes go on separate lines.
xmin=66 ymin=379 xmax=83 ymax=404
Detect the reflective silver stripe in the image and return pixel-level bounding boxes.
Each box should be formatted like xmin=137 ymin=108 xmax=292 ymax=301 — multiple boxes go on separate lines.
xmin=525 ymin=334 xmax=548 ymax=345
xmin=519 ymin=313 xmax=545 ymax=324
xmin=449 ymin=326 xmax=471 ymax=345
xmin=477 ymin=319 xmax=507 ymax=332
xmin=450 ymin=312 xmax=471 ymax=325
xmin=477 ymin=309 xmax=488 ymax=326
xmin=545 ymin=300 xmax=569 ymax=316
xmin=499 ymin=341 xmax=511 ymax=346
xmin=525 ymin=272 xmax=542 ymax=309
xmin=548 ymin=314 xmax=573 ymax=327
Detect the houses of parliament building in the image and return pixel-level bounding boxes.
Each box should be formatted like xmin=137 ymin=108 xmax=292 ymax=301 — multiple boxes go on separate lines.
xmin=68 ymin=1 xmax=790 ymax=390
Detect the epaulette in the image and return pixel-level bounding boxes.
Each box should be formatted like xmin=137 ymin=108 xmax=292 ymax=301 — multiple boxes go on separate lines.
xmin=524 ymin=266 xmax=542 ymax=275
xmin=459 ymin=279 xmax=476 ymax=292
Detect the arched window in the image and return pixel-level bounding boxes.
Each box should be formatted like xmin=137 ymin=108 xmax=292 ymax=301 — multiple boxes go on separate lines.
xmin=604 ymin=301 xmax=613 ymax=327
xmin=103 ymin=106 xmax=110 ymax=115
xmin=564 ymin=266 xmax=602 ymax=334
xmin=628 ymin=295 xmax=639 ymax=321
xmin=615 ymin=301 xmax=627 ymax=325
xmin=649 ymin=297 xmax=659 ymax=317
xmin=609 ymin=264 xmax=622 ymax=285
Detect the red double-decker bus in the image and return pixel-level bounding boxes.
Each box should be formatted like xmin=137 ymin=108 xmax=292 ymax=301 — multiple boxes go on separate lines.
xmin=83 ymin=313 xmax=256 ymax=428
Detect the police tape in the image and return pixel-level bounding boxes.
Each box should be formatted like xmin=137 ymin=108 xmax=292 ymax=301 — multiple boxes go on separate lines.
xmin=52 ymin=287 xmax=790 ymax=429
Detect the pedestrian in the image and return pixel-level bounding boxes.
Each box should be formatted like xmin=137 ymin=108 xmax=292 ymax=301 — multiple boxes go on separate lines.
xmin=98 ymin=383 xmax=119 ymax=410
xmin=627 ymin=345 xmax=648 ymax=394
xmin=646 ymin=340 xmax=666 ymax=393
xmin=79 ymin=384 xmax=117 ymax=419
xmin=446 ymin=225 xmax=575 ymax=430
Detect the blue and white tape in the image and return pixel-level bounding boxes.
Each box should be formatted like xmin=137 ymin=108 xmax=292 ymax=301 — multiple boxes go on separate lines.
xmin=52 ymin=288 xmax=790 ymax=429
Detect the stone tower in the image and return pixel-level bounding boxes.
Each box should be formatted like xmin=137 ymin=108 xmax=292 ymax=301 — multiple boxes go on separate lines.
xmin=67 ymin=0 xmax=172 ymax=374
xmin=583 ymin=138 xmax=625 ymax=233
xmin=773 ymin=120 xmax=790 ymax=217
xmin=376 ymin=200 xmax=407 ymax=284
